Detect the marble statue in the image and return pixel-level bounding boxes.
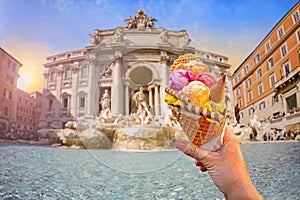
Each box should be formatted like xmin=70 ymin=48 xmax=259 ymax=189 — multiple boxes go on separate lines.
xmin=125 ymin=16 xmax=135 ymax=30
xmin=130 ymin=87 xmax=152 ymax=125
xmin=146 ymin=16 xmax=157 ymax=28
xmin=124 ymin=10 xmax=157 ymax=30
xmin=98 ymin=89 xmax=114 ymax=123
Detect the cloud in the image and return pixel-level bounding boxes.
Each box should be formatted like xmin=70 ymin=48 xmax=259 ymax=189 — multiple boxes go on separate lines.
xmin=40 ymin=0 xmax=74 ymax=12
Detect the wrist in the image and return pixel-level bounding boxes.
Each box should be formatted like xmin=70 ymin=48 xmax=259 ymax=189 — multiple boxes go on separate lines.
xmin=224 ymin=180 xmax=263 ymax=200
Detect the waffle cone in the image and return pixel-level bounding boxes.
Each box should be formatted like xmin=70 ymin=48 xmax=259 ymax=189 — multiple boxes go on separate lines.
xmin=170 ymin=106 xmax=226 ymax=147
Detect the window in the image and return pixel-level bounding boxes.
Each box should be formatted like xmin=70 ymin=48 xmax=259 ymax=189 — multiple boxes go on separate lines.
xmin=286 ymin=94 xmax=297 ymax=112
xmin=278 ymin=28 xmax=284 ymax=39
xmin=48 ymin=99 xmax=53 ymax=109
xmin=63 ymin=97 xmax=68 ymax=108
xmin=269 ymin=73 xmax=276 ymax=87
xmin=3 ymin=89 xmax=12 ymax=99
xmin=64 ymin=69 xmax=71 ymax=79
xmin=259 ymin=102 xmax=266 ymax=110
xmin=80 ymin=67 xmax=88 ymax=78
xmin=248 ymin=91 xmax=253 ymax=101
xmin=258 ymin=83 xmax=264 ymax=95
xmin=246 ymin=78 xmax=252 ymax=88
xmin=236 ymin=74 xmax=240 ymax=83
xmin=257 ymin=68 xmax=262 ymax=79
xmin=254 ymin=54 xmax=260 ymax=64
xmin=50 ymin=71 xmax=55 ymax=81
xmin=272 ymin=95 xmax=279 ymax=104
xmin=283 ymin=61 xmax=291 ymax=76
xmin=297 ymin=29 xmax=300 ymax=43
xmin=249 ymin=107 xmax=255 ymax=115
xmin=238 ymin=98 xmax=242 ymax=107
xmin=80 ymin=97 xmax=85 ymax=108
xmin=293 ymin=11 xmax=299 ymax=24
xmin=245 ymin=65 xmax=249 ymax=74
xmin=6 ymin=73 xmax=14 ymax=85
xmin=281 ymin=44 xmax=287 ymax=57
xmin=4 ymin=107 xmax=8 ymax=116
xmin=267 ymin=57 xmax=274 ymax=70
xmin=265 ymin=42 xmax=271 ymax=52
xmin=240 ymin=112 xmax=243 ymax=119
xmin=237 ymin=87 xmax=241 ymax=95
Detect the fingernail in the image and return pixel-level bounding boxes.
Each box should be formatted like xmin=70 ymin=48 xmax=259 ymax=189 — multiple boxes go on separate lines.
xmin=175 ymin=140 xmax=188 ymax=151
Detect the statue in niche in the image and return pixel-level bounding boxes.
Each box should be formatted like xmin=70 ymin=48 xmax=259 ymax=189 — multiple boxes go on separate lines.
xmin=130 ymin=87 xmax=152 ymax=125
xmin=98 ymin=89 xmax=113 ymax=123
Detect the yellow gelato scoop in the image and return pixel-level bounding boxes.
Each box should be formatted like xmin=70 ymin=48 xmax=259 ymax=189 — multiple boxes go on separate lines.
xmin=182 ymin=81 xmax=210 ymax=108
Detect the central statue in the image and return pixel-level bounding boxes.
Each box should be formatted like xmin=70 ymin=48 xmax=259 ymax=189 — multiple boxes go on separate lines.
xmin=130 ymin=87 xmax=153 ymax=125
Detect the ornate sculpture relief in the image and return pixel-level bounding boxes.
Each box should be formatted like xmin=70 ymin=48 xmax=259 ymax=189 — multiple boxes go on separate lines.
xmin=125 ymin=10 xmax=157 ymax=30
xmin=89 ymin=29 xmax=101 ymax=46
xmin=113 ymin=28 xmax=124 ymax=43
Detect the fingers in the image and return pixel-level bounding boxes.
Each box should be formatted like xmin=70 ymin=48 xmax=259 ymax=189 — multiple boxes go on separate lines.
xmin=174 ymin=140 xmax=209 ymax=160
xmin=195 ymin=160 xmax=207 ymax=172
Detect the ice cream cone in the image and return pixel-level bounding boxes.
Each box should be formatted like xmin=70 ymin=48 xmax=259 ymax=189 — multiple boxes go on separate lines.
xmin=169 ymin=105 xmax=226 ymax=147
xmin=210 ymin=75 xmax=226 ymax=103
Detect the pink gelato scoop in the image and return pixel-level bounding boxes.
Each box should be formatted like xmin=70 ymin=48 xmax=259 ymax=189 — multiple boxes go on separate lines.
xmin=169 ymin=69 xmax=195 ymax=91
xmin=195 ymin=72 xmax=217 ymax=88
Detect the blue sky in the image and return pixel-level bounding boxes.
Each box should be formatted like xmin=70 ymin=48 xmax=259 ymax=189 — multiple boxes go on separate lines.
xmin=0 ymin=0 xmax=298 ymax=92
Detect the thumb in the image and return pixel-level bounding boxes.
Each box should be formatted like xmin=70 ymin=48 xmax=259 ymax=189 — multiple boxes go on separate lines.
xmin=175 ymin=140 xmax=209 ymax=160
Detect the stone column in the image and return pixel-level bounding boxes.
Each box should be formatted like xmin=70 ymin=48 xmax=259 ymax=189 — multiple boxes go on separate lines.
xmin=125 ymin=82 xmax=129 ymax=116
xmin=160 ymin=51 xmax=169 ymax=116
xmin=111 ymin=51 xmax=123 ymax=115
xmin=86 ymin=54 xmax=96 ymax=118
xmin=149 ymin=87 xmax=153 ymax=108
xmin=40 ymin=71 xmax=49 ymax=128
xmin=154 ymin=85 xmax=160 ymax=115
xmin=55 ymin=65 xmax=63 ymax=118
xmin=71 ymin=62 xmax=80 ymax=117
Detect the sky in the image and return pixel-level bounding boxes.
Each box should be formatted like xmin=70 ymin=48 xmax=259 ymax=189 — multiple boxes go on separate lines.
xmin=0 ymin=0 xmax=298 ymax=93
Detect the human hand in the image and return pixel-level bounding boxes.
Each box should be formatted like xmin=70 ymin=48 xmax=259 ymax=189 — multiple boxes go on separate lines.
xmin=175 ymin=125 xmax=263 ymax=200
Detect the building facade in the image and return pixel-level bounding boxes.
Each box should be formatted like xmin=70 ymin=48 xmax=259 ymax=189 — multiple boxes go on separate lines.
xmin=232 ymin=2 xmax=300 ymax=132
xmin=40 ymin=10 xmax=233 ymax=129
xmin=0 ymin=47 xmax=22 ymax=132
xmin=15 ymin=89 xmax=43 ymax=132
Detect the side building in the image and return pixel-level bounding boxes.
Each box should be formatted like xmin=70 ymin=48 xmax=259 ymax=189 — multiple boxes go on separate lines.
xmin=232 ymin=2 xmax=300 ymax=132
xmin=0 ymin=47 xmax=22 ymax=132
xmin=40 ymin=10 xmax=233 ymax=129
xmin=16 ymin=89 xmax=43 ymax=133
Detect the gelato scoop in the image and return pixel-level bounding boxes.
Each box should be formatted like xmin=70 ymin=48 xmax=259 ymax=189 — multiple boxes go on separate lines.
xmin=182 ymin=81 xmax=210 ymax=108
xmin=169 ymin=69 xmax=195 ymax=91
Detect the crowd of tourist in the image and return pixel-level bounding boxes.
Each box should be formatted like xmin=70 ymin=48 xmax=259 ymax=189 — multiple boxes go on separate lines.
xmin=268 ymin=106 xmax=300 ymax=121
xmin=260 ymin=129 xmax=299 ymax=141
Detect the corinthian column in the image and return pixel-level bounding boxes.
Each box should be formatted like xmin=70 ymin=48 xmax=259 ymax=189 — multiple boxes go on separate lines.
xmin=86 ymin=54 xmax=96 ymax=118
xmin=71 ymin=62 xmax=80 ymax=117
xmin=160 ymin=51 xmax=169 ymax=116
xmin=111 ymin=51 xmax=123 ymax=115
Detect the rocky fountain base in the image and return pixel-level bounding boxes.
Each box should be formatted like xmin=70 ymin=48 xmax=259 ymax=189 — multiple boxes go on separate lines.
xmin=113 ymin=125 xmax=177 ymax=150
